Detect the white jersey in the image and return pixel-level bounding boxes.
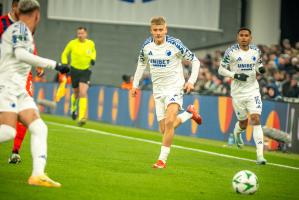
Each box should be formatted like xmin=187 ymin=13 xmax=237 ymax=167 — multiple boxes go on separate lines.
xmin=220 ymin=44 xmax=263 ymax=98
xmin=0 ymin=21 xmax=34 ymax=94
xmin=133 ymin=35 xmax=199 ymax=94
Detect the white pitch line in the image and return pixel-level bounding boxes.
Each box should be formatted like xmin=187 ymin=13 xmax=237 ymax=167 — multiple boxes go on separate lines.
xmin=46 ymin=121 xmax=299 ymax=171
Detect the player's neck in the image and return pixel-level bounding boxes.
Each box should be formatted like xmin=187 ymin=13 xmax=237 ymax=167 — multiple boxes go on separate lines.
xmin=154 ymin=40 xmax=165 ymax=45
xmin=19 ymin=17 xmax=35 ymax=33
xmin=154 ymin=37 xmax=165 ymax=45
xmin=240 ymin=45 xmax=249 ymax=51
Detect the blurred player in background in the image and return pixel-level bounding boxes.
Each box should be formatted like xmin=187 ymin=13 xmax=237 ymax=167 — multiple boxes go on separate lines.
xmin=0 ymin=0 xmax=44 ymax=164
xmin=132 ymin=16 xmax=202 ymax=169
xmin=0 ymin=0 xmax=19 ymax=39
xmin=0 ymin=0 xmax=69 ymax=187
xmin=61 ymin=27 xmax=96 ymax=126
xmin=218 ymin=27 xmax=267 ymax=164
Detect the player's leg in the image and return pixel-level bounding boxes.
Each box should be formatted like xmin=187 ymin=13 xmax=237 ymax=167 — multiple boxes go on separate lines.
xmin=175 ymin=105 xmax=202 ymax=128
xmin=8 ymin=121 xmax=27 ymax=164
xmin=232 ymin=98 xmax=248 ymax=147
xmin=78 ymin=82 xmax=89 ymax=126
xmin=248 ymin=95 xmax=266 ymax=164
xmin=71 ymin=88 xmax=79 ymax=120
xmin=152 ymin=96 xmax=167 ymax=168
xmin=0 ymin=91 xmax=18 ymax=143
xmin=70 ymin=68 xmax=80 ymax=120
xmin=154 ymin=103 xmax=180 ymax=168
xmin=159 ymin=119 xmax=165 ymax=134
xmin=251 ymin=113 xmax=266 ymax=164
xmin=77 ymin=69 xmax=91 ymax=126
xmin=18 ymin=94 xmax=61 ymax=187
xmin=162 ymin=103 xmax=179 ymax=146
xmin=0 ymin=112 xmax=17 ymax=143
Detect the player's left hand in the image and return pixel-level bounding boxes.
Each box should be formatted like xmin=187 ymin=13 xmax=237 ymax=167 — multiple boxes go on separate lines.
xmin=90 ymin=60 xmax=95 ymax=66
xmin=184 ymin=82 xmax=194 ymax=94
xmin=258 ymin=66 xmax=266 ymax=74
xmin=55 ymin=63 xmax=70 ymax=74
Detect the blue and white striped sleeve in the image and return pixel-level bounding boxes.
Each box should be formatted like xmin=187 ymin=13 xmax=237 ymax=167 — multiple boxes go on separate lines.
xmin=133 ymin=47 xmax=148 ymax=89
xmin=173 ymin=38 xmax=200 ymax=84
xmin=218 ymin=47 xmax=235 ymax=78
xmin=12 ymin=23 xmax=30 ymax=50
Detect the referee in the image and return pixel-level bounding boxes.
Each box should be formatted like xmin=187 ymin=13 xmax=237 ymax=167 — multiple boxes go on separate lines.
xmin=61 ymin=27 xmax=96 ymax=126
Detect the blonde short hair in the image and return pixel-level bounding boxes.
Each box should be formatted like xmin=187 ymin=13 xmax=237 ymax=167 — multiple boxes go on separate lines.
xmin=18 ymin=0 xmax=40 ymax=14
xmin=150 ymin=16 xmax=166 ymax=25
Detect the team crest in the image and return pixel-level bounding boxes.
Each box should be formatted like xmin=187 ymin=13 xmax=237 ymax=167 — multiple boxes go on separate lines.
xmin=166 ymin=50 xmax=171 ymax=56
xmin=252 ymin=56 xmax=256 ymax=61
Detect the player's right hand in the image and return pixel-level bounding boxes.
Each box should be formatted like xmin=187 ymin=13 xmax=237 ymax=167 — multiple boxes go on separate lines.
xmin=234 ymin=73 xmax=249 ymax=81
xmin=55 ymin=63 xmax=70 ymax=74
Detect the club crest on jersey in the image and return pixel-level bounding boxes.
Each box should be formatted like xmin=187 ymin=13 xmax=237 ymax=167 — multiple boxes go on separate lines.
xmin=236 ymin=57 xmax=242 ymax=62
xmin=252 ymin=56 xmax=256 ymax=61
xmin=148 ymin=51 xmax=153 ymax=55
xmin=166 ymin=50 xmax=172 ymax=56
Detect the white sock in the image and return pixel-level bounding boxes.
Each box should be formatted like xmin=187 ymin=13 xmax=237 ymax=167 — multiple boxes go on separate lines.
xmin=158 ymin=146 xmax=170 ymax=163
xmin=28 ymin=119 xmax=48 ymax=176
xmin=253 ymin=125 xmax=264 ymax=158
xmin=178 ymin=111 xmax=192 ymax=123
xmin=0 ymin=125 xmax=16 ymax=143
xmin=233 ymin=122 xmax=244 ymax=135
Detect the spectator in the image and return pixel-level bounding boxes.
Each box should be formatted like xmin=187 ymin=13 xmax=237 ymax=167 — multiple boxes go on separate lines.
xmin=121 ymin=74 xmax=133 ymax=90
xmin=264 ymin=84 xmax=282 ymax=101
xmin=282 ymin=74 xmax=299 ymax=97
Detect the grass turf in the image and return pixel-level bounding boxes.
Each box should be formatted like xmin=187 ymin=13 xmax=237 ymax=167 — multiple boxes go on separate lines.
xmin=0 ymin=114 xmax=299 ymax=200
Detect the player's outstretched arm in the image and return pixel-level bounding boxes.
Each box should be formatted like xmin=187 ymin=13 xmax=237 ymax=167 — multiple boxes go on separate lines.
xmin=218 ymin=65 xmax=235 ymax=78
xmin=218 ymin=61 xmax=248 ymax=81
xmin=15 ymin=48 xmax=69 ymax=73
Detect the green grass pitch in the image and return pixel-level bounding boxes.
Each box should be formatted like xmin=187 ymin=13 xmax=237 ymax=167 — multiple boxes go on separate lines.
xmin=0 ymin=114 xmax=299 ymax=200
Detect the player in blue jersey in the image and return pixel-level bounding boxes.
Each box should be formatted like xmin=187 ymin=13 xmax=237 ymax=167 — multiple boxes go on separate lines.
xmin=132 ymin=16 xmax=202 ymax=168
xmin=218 ymin=27 xmax=267 ymax=164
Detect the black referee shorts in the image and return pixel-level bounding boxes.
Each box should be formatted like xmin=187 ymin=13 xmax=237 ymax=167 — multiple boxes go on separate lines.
xmin=70 ymin=67 xmax=92 ymax=88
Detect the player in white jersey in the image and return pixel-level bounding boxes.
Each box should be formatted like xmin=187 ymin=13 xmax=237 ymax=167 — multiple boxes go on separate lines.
xmin=218 ymin=27 xmax=267 ymax=165
xmin=132 ymin=16 xmax=202 ymax=169
xmin=0 ymin=0 xmax=69 ymax=187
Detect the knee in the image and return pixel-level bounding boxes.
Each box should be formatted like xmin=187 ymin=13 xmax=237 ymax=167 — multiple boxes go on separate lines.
xmin=28 ymin=119 xmax=48 ymax=135
xmin=251 ymin=115 xmax=261 ymax=125
xmin=0 ymin=125 xmax=16 ymax=140
xmin=239 ymin=120 xmax=248 ymax=129
xmin=159 ymin=127 xmax=165 ymax=134
xmin=165 ymin=117 xmax=175 ymax=129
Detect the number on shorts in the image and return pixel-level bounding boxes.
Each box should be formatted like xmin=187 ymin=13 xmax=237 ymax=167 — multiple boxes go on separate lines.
xmin=254 ymin=96 xmax=262 ymax=108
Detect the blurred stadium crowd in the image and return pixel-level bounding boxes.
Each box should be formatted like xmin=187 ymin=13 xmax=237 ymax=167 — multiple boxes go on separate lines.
xmin=127 ymin=39 xmax=299 ymax=102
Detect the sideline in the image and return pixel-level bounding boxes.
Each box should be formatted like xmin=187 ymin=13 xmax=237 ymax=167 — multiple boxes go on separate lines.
xmin=47 ymin=121 xmax=299 ymax=171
